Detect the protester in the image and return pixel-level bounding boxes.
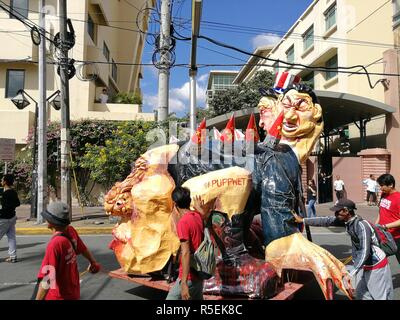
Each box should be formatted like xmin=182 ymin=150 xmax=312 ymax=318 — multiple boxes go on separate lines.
xmin=166 ymin=187 xmax=210 ymax=300
xmin=363 ymin=174 xmax=378 ymax=206
xmin=36 ymin=202 xmax=101 ymax=300
xmin=318 ymin=172 xmax=332 ymax=203
xmin=307 ymin=179 xmax=317 ymax=217
xmin=333 ymin=175 xmax=345 ymax=201
xmin=375 ymin=173 xmax=400 ymax=264
xmin=0 ymin=174 xmax=20 ymax=263
xmin=99 ymin=88 xmax=109 ymax=103
xmin=293 ymin=198 xmax=393 ymax=300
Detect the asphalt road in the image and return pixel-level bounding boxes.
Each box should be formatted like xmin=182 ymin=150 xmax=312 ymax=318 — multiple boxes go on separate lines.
xmin=0 ymin=233 xmax=399 ymax=300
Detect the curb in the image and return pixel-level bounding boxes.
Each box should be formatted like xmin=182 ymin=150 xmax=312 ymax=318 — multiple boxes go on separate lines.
xmin=16 ymin=227 xmax=114 ymax=235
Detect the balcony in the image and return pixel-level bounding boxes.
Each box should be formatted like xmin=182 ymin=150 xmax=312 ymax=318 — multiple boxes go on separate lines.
xmin=88 ymin=102 xmax=155 ymax=121
xmin=89 ymin=0 xmax=120 ymax=24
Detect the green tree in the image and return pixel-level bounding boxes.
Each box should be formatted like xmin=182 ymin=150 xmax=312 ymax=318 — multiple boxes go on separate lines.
xmin=80 ymin=120 xmax=157 ymax=190
xmin=209 ymin=70 xmax=275 ymax=117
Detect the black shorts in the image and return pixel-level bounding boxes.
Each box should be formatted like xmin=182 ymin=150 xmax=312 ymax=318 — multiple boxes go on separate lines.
xmin=367 ymin=190 xmax=377 ymax=202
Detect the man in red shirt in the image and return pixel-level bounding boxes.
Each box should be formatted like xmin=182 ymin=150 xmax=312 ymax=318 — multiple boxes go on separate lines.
xmin=166 ymin=187 xmax=208 ymax=300
xmin=35 ymin=202 xmax=101 ymax=300
xmin=376 ymin=174 xmax=400 ymax=264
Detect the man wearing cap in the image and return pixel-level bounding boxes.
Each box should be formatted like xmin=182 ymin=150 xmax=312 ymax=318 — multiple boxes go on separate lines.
xmin=292 ymin=198 xmax=393 ymax=300
xmin=36 ymin=202 xmax=101 ymax=300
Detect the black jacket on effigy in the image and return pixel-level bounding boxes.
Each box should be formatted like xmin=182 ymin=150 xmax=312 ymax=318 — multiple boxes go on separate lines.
xmin=168 ymin=140 xmax=304 ymax=247
xmin=0 ymin=189 xmax=20 ymax=219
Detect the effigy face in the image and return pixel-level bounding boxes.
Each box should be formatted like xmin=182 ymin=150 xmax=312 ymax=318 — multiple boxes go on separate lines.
xmin=278 ymin=89 xmax=322 ymax=139
xmin=258 ymin=96 xmax=279 ymax=133
xmin=108 ymin=144 xmax=181 ymax=274
xmin=276 ymin=88 xmax=323 ymax=164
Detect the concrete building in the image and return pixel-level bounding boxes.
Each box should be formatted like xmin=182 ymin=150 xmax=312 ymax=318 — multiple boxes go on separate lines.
xmin=0 ymin=0 xmax=155 ymax=146
xmin=206 ymin=70 xmax=238 ymax=109
xmin=209 ymin=0 xmax=400 ymax=202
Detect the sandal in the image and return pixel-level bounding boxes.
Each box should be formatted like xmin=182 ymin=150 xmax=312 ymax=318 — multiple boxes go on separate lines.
xmin=5 ymin=257 xmax=17 ymax=263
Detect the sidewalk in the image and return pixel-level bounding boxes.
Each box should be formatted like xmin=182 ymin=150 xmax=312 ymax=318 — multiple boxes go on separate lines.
xmin=15 ymin=205 xmax=116 ymax=235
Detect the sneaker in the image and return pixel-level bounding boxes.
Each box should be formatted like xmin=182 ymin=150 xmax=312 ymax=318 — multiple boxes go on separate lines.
xmin=5 ymin=257 xmax=17 ymax=263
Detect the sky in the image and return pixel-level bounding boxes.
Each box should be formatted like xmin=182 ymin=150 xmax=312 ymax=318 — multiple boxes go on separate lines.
xmin=140 ymin=0 xmax=313 ymax=117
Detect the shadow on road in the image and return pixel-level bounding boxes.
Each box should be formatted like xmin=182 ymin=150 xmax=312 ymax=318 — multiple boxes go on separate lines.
xmin=0 ymin=242 xmax=45 ymax=252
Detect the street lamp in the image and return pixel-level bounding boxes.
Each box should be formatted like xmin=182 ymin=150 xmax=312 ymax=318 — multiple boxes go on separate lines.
xmin=47 ymin=90 xmax=61 ymax=111
xmin=11 ymin=89 xmax=38 ymax=220
xmin=11 ymin=89 xmax=62 ymax=221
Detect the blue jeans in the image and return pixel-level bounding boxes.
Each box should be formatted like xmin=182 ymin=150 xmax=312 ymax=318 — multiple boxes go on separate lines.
xmin=0 ymin=216 xmax=17 ymax=258
xmin=166 ymin=279 xmax=204 ymax=300
xmin=307 ymin=199 xmax=316 ymax=218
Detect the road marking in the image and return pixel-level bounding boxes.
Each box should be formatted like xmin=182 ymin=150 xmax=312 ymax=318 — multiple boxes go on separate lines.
xmin=15 ymin=234 xmax=112 ymax=238
xmin=0 ymin=282 xmax=36 ymax=286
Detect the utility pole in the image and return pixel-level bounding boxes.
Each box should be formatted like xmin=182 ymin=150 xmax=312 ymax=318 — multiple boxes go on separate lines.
xmin=189 ymin=0 xmax=202 ymax=133
xmin=37 ymin=0 xmax=47 ymax=224
xmin=157 ymin=0 xmax=171 ymax=122
xmin=59 ymin=0 xmax=72 ymax=219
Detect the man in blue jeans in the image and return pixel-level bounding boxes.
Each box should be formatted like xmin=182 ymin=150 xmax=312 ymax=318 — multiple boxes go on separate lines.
xmin=0 ymin=174 xmax=20 ymax=263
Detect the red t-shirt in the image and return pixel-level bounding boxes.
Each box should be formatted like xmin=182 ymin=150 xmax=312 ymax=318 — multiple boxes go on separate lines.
xmin=177 ymin=210 xmax=204 ymax=281
xmin=379 ymin=192 xmax=400 ymax=239
xmin=37 ymin=226 xmax=87 ymax=300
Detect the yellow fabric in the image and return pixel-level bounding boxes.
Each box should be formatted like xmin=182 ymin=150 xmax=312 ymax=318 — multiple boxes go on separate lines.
xmin=108 ymin=144 xmax=181 ymax=274
xmin=265 ymin=233 xmax=353 ymax=299
xmin=182 ymin=166 xmax=252 ymax=220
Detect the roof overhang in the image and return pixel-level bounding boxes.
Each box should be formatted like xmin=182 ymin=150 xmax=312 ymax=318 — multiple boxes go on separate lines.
xmin=206 ymin=90 xmax=396 ymax=132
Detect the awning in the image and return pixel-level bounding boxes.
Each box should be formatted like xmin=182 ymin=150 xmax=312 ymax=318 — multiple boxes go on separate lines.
xmin=206 ymin=90 xmax=396 ymax=132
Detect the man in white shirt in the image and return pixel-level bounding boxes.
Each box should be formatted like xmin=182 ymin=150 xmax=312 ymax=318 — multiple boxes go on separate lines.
xmin=333 ymin=175 xmax=345 ymax=201
xmin=99 ymin=88 xmax=109 ymax=104
xmin=363 ymin=174 xmax=378 ymax=206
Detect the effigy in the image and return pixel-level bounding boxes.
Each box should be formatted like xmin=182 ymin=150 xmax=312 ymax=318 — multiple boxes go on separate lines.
xmin=104 ymin=72 xmax=353 ymax=299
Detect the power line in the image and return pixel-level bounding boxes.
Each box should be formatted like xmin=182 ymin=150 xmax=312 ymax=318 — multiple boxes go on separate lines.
xmin=170 ymin=16 xmax=400 ymax=50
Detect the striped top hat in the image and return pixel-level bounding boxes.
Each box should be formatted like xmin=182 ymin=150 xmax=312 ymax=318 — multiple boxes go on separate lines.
xmin=274 ymin=72 xmax=301 ymax=94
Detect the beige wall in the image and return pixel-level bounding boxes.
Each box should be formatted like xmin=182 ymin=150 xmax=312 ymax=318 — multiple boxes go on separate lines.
xmin=0 ymin=0 xmax=154 ymax=144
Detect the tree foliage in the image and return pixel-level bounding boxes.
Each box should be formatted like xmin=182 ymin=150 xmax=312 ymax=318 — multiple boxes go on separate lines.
xmin=208 ymin=70 xmax=275 ymax=117
xmin=3 ymin=119 xmax=158 ymax=205
xmin=80 ymin=120 xmax=157 ymax=191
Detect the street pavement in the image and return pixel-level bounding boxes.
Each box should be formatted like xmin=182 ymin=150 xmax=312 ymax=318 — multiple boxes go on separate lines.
xmin=14 ymin=204 xmax=116 ymax=235
xmin=1 ymin=200 xmax=396 ymax=300
xmin=0 ymin=230 xmax=399 ymax=300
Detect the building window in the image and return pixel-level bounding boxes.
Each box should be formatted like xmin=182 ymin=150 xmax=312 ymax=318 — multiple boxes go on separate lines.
xmin=87 ymin=14 xmax=96 ymax=43
xmin=303 ymin=26 xmax=314 ymax=51
xmin=112 ymin=59 xmax=118 ymax=81
xmin=286 ymin=46 xmax=294 ymax=64
xmin=302 ymin=71 xmax=314 ymax=88
xmin=10 ymin=0 xmax=29 ymax=19
xmin=6 ymin=69 xmax=25 ymax=98
xmin=325 ymin=4 xmax=336 ymax=31
xmin=103 ymin=42 xmax=110 ymax=61
xmin=393 ymin=0 xmax=400 ymax=27
xmin=325 ymin=55 xmax=338 ymax=80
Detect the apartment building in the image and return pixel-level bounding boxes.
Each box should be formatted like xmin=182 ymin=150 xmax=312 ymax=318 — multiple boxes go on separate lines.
xmin=237 ymin=0 xmax=395 ymax=148
xmin=226 ymin=0 xmax=400 ymax=201
xmin=0 ymin=0 xmax=155 ymax=145
xmin=206 ymin=70 xmax=238 ymax=109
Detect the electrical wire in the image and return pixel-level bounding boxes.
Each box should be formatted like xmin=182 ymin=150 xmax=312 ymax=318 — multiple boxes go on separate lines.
xmin=196 ymin=34 xmax=388 ymax=89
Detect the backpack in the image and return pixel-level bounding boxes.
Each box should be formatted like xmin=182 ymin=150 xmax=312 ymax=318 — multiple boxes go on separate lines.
xmin=366 ymin=221 xmax=398 ymax=256
xmin=190 ymin=227 xmax=217 ymax=280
